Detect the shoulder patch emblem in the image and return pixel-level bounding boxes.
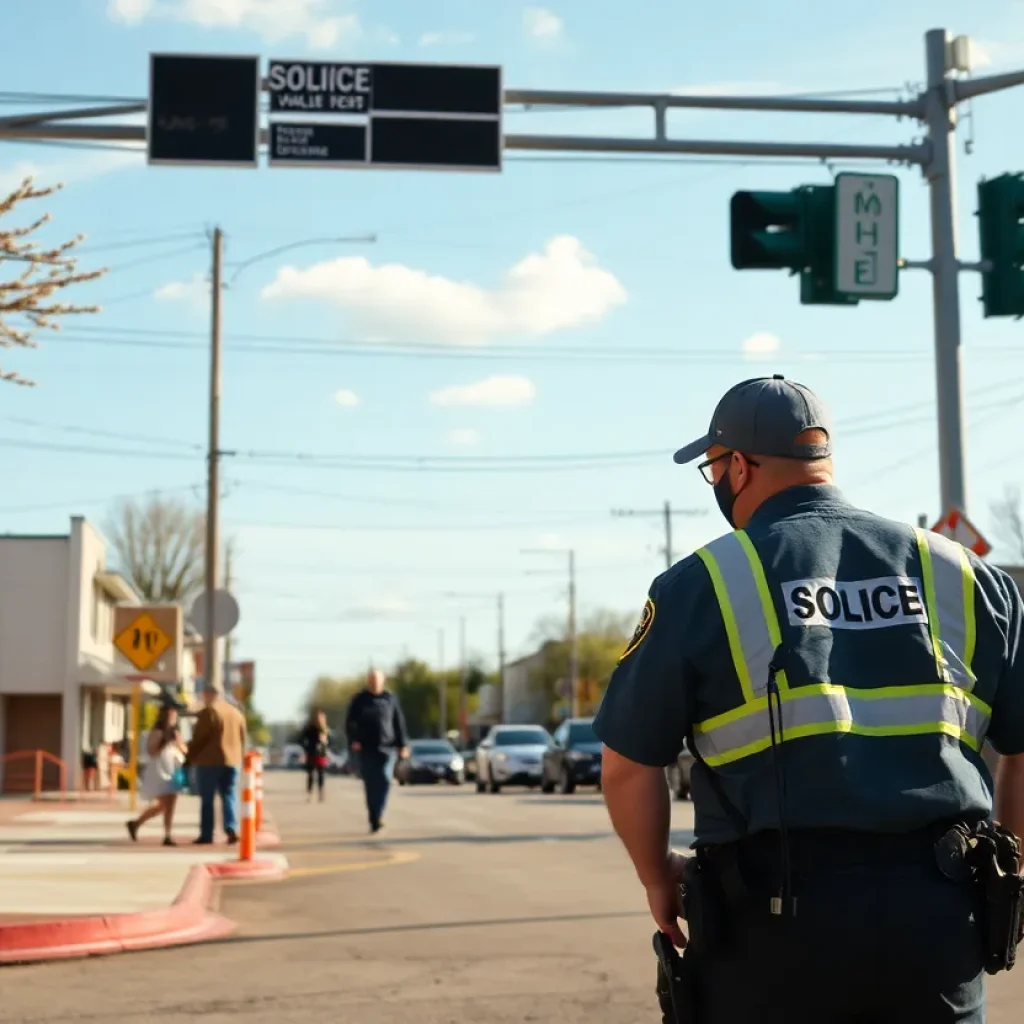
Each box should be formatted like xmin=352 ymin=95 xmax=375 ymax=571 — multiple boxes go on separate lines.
xmin=620 ymin=597 xmax=655 ymax=661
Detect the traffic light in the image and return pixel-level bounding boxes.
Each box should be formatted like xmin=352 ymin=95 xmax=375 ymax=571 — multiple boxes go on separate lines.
xmin=977 ymin=173 xmax=1024 ymax=318
xmin=730 ymin=186 xmax=858 ymax=306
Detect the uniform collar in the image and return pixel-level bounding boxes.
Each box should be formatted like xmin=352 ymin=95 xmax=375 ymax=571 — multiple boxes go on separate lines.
xmin=746 ymin=483 xmax=849 ymax=527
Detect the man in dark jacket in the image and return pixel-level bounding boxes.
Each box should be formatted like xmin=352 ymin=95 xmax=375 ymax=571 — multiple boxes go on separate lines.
xmin=345 ymin=668 xmax=409 ymax=833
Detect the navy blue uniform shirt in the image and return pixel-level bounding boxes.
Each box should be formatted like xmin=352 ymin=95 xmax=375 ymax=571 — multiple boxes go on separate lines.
xmin=593 ymin=484 xmax=1024 ymax=844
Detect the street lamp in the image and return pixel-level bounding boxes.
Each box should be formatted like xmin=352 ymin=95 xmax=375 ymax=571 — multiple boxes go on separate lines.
xmin=440 ymin=591 xmax=507 ymax=738
xmin=200 ymin=230 xmax=376 ymax=695
xmin=521 ymin=548 xmax=578 ymax=719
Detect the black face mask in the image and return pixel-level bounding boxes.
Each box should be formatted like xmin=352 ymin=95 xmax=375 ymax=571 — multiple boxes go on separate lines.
xmin=713 ymin=468 xmax=738 ymax=527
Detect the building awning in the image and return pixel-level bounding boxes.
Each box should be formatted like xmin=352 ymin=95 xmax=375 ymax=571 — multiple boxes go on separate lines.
xmin=95 ymin=571 xmax=139 ymax=604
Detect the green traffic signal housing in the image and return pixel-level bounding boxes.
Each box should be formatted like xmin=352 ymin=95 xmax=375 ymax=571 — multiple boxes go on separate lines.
xmin=977 ymin=173 xmax=1024 ymax=318
xmin=730 ymin=186 xmax=858 ymax=306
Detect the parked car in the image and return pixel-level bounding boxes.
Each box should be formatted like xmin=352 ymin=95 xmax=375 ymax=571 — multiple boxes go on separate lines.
xmin=460 ymin=748 xmax=478 ymax=782
xmin=475 ymin=724 xmax=552 ymax=793
xmin=666 ymin=744 xmax=694 ymax=800
xmin=327 ymin=750 xmax=350 ymax=775
xmin=540 ymin=717 xmax=602 ymax=794
xmin=395 ymin=739 xmax=465 ymax=785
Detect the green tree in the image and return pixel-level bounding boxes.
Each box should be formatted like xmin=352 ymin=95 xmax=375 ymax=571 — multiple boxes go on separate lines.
xmin=526 ymin=608 xmax=634 ymax=723
xmin=245 ymin=705 xmax=271 ymax=747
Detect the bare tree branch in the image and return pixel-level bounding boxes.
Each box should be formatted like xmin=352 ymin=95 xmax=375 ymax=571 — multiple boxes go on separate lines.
xmin=0 ymin=176 xmax=108 ymax=386
xmin=105 ymin=494 xmax=207 ymax=604
xmin=990 ymin=485 xmax=1024 ymax=563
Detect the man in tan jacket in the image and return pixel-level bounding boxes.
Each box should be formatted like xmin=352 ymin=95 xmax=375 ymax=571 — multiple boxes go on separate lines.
xmin=185 ymin=685 xmax=247 ymax=845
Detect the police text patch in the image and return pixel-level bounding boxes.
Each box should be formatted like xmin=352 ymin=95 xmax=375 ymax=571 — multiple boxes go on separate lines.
xmin=781 ymin=576 xmax=928 ymax=630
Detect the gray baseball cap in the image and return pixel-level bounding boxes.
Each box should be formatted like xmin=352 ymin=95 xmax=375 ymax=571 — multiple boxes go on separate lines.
xmin=673 ymin=374 xmax=833 ymax=465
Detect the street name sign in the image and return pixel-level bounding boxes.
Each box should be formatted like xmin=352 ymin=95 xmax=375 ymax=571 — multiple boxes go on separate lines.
xmin=269 ymin=122 xmax=367 ymax=166
xmin=930 ymin=507 xmax=992 ymax=557
xmin=113 ymin=605 xmax=183 ymax=682
xmin=267 ymin=59 xmax=503 ymax=172
xmin=834 ymin=173 xmax=900 ymax=299
xmin=147 ymin=53 xmax=261 ymax=167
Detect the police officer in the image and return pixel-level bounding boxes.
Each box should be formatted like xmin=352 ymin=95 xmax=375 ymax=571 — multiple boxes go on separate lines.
xmin=593 ymin=375 xmax=1024 ymax=1023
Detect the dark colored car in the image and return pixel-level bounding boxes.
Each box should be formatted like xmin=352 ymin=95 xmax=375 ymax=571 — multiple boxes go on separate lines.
xmin=666 ymin=744 xmax=694 ymax=800
xmin=394 ymin=739 xmax=465 ymax=786
xmin=541 ymin=717 xmax=602 ymax=794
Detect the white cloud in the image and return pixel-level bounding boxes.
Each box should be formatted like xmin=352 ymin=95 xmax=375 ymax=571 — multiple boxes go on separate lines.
xmin=260 ymin=236 xmax=626 ymax=345
xmin=334 ymin=388 xmax=360 ymax=408
xmin=523 ymin=6 xmax=563 ymax=43
xmin=429 ymin=375 xmax=535 ymax=408
xmin=447 ymin=427 xmax=480 ymax=445
xmin=419 ymin=29 xmax=474 ymax=47
xmin=108 ymin=0 xmax=154 ymax=21
xmin=741 ymin=332 xmax=782 ymax=361
xmin=154 ymin=272 xmax=210 ymax=309
xmin=109 ymin=0 xmax=365 ymax=49
xmin=0 ymin=149 xmax=140 ymax=197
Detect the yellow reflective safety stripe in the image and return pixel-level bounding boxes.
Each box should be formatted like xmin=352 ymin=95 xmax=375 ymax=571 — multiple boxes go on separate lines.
xmin=695 ymin=546 xmax=753 ymax=703
xmin=913 ymin=528 xmax=978 ymax=690
xmin=735 ymin=531 xmax=790 ymax=692
xmin=696 ymin=531 xmax=783 ymax=705
xmin=693 ymin=526 xmax=984 ymax=767
xmin=692 ymin=683 xmax=992 ymax=767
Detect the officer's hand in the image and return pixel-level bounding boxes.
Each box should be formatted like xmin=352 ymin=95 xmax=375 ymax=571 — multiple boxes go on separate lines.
xmin=400 ymin=747 xmax=410 ymax=760
xmin=645 ymin=851 xmax=689 ymax=949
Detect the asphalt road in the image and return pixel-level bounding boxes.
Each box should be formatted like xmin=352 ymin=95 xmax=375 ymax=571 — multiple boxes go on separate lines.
xmin=1 ymin=770 xmax=1022 ymax=1022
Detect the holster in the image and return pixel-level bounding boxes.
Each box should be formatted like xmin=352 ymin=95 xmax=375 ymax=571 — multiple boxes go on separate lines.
xmin=935 ymin=820 xmax=1024 ymax=975
xmin=653 ymin=932 xmax=698 ymax=1024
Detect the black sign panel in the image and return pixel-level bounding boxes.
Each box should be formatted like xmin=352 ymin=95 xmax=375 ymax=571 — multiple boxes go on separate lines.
xmin=371 ymin=64 xmax=501 ymax=116
xmin=269 ymin=122 xmax=367 ymax=167
xmin=267 ymin=60 xmax=501 ymax=118
xmin=370 ymin=117 xmax=501 ymax=170
xmin=267 ymin=62 xmax=373 ymax=114
xmin=148 ymin=53 xmax=260 ymax=167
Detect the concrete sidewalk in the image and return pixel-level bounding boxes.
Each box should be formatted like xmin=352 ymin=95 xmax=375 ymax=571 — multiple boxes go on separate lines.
xmin=0 ymin=794 xmax=287 ymax=963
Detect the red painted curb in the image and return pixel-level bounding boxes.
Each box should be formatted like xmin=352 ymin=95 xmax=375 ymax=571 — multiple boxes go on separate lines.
xmin=206 ymin=858 xmax=288 ymax=882
xmin=0 ymin=863 xmax=235 ymax=965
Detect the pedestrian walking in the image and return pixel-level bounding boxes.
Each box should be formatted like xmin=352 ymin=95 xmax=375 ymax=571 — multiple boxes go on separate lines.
xmin=345 ymin=668 xmax=409 ymax=833
xmin=594 ymin=374 xmax=1024 ymax=1023
xmin=185 ymin=685 xmax=247 ymax=845
xmin=300 ymin=708 xmax=332 ymax=802
xmin=126 ymin=704 xmax=187 ymax=846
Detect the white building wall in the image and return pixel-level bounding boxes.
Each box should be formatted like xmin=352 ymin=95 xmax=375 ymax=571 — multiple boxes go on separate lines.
xmin=502 ymin=651 xmax=548 ymax=725
xmin=0 ymin=536 xmax=69 ymax=696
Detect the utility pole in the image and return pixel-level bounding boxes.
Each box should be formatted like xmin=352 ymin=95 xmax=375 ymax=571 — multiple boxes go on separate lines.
xmin=924 ymin=28 xmax=967 ymax=515
xmin=437 ymin=627 xmax=446 ymax=740
xmin=458 ymin=616 xmax=467 ymax=746
xmin=568 ymin=551 xmax=578 ymax=719
xmin=612 ymin=502 xmax=706 ymax=570
xmin=497 ymin=592 xmax=506 ymax=724
xmin=203 ymin=226 xmax=223 ymax=696
xmin=522 ymin=547 xmax=578 ymax=719
xmin=223 ymin=541 xmax=234 ymax=669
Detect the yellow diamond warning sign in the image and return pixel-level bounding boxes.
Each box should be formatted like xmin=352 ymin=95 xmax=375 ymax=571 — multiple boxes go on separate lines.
xmin=113 ymin=611 xmax=173 ymax=672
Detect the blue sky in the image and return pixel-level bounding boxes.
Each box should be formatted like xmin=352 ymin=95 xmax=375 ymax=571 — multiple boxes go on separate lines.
xmin=3 ymin=0 xmax=1024 ymax=721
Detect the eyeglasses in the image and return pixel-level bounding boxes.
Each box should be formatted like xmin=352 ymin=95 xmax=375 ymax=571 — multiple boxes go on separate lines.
xmin=697 ymin=450 xmax=760 ymax=484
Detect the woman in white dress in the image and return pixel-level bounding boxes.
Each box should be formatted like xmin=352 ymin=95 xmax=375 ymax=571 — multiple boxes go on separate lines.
xmin=125 ymin=704 xmax=187 ymax=846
